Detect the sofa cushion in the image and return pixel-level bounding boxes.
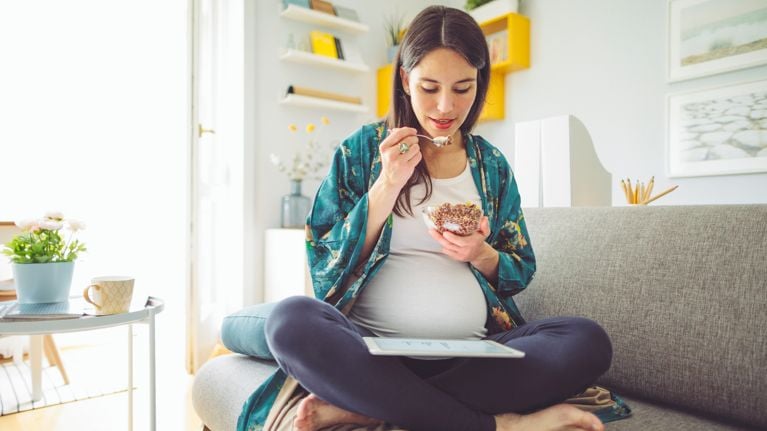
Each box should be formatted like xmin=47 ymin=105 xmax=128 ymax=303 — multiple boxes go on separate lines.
xmin=193 ymin=354 xmax=278 ymax=431
xmin=519 ymin=205 xmax=767 ymax=429
xmin=608 ymin=396 xmax=755 ymax=431
xmin=192 ymin=355 xmax=755 ymax=431
xmin=220 ymin=301 xmax=277 ymax=360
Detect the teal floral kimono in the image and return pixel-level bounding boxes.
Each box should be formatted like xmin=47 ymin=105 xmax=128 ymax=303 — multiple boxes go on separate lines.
xmin=237 ymin=122 xmax=629 ymax=430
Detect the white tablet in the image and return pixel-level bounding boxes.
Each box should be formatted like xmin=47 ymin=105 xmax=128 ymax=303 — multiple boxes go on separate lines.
xmin=363 ymin=337 xmax=525 ymax=358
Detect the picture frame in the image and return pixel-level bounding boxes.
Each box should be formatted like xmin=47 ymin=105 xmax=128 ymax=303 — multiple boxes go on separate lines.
xmin=667 ymin=0 xmax=767 ymax=82
xmin=667 ymin=78 xmax=767 ymax=177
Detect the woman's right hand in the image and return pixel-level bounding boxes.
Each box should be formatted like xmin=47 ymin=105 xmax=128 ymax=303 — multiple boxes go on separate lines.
xmin=378 ymin=127 xmax=422 ymax=191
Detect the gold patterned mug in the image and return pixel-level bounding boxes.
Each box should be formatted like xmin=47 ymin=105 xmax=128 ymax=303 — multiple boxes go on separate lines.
xmin=83 ymin=276 xmax=135 ymax=315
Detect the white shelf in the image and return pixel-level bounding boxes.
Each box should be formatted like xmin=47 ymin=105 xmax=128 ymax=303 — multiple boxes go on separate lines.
xmin=281 ymin=94 xmax=368 ymax=113
xmin=280 ymin=49 xmax=369 ymax=73
xmin=280 ymin=4 xmax=369 ymax=34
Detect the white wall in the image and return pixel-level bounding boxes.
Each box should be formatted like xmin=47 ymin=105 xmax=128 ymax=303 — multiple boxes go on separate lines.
xmin=476 ymin=0 xmax=767 ymax=206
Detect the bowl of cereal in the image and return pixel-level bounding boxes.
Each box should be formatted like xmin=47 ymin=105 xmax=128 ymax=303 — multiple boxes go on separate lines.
xmin=422 ymin=202 xmax=482 ymax=236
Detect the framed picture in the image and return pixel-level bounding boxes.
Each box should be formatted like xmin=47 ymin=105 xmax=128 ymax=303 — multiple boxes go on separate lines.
xmin=667 ymin=79 xmax=767 ymax=177
xmin=667 ymin=0 xmax=767 ymax=82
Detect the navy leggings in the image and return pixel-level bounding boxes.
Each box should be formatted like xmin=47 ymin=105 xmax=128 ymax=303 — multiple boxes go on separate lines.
xmin=265 ymin=296 xmax=612 ymax=431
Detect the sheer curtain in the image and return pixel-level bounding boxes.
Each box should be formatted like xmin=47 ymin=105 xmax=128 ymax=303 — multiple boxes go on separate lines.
xmin=0 ymin=1 xmax=190 ymax=427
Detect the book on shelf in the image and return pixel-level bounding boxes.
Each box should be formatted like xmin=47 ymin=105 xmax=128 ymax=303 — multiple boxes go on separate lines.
xmin=310 ymin=30 xmax=338 ymax=59
xmin=334 ymin=37 xmax=345 ymax=60
xmin=333 ymin=5 xmax=359 ymax=22
xmin=287 ymin=85 xmax=362 ymax=105
xmin=310 ymin=0 xmax=335 ymax=15
xmin=0 ymin=299 xmax=90 ymax=321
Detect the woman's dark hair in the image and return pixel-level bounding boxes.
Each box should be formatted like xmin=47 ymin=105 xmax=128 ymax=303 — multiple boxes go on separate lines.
xmin=386 ymin=5 xmax=490 ymax=217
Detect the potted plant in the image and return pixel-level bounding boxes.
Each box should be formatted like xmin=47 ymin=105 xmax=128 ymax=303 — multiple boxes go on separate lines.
xmin=384 ymin=13 xmax=406 ymax=63
xmin=2 ymin=212 xmax=86 ymax=304
xmin=465 ymin=0 xmax=519 ymax=24
xmin=269 ymin=117 xmax=337 ymax=228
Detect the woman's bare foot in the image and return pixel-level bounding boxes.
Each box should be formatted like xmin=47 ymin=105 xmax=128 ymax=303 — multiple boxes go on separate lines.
xmin=293 ymin=393 xmax=383 ymax=431
xmin=495 ymin=404 xmax=604 ymax=431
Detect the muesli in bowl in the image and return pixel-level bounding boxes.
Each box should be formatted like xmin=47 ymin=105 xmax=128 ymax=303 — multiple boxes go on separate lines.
xmin=422 ymin=202 xmax=482 ymax=236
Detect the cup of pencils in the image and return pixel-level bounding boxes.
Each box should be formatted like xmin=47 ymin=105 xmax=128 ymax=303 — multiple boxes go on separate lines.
xmin=620 ymin=177 xmax=678 ymax=205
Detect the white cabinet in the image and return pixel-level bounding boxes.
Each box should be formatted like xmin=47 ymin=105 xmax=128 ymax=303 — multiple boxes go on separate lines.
xmin=264 ymin=228 xmax=313 ymax=302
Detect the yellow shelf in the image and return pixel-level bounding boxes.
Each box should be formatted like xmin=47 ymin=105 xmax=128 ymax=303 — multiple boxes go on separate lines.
xmin=479 ymin=71 xmax=505 ymax=122
xmin=376 ymin=64 xmax=394 ymax=118
xmin=479 ymin=13 xmax=530 ymax=73
xmin=478 ymin=12 xmax=530 ymax=121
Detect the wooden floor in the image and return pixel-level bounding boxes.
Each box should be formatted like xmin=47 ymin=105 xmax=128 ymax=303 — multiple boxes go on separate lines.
xmin=0 ymin=385 xmax=202 ymax=431
xmin=0 ymin=327 xmax=203 ymax=431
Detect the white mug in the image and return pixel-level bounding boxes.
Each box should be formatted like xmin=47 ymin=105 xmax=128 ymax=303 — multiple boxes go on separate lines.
xmin=83 ymin=276 xmax=134 ymax=315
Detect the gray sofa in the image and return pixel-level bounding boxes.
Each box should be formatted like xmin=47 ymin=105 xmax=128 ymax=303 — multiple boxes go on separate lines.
xmin=193 ymin=205 xmax=767 ymax=430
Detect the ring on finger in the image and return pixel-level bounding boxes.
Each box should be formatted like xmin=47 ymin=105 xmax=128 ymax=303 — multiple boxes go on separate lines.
xmin=398 ymin=142 xmax=410 ymax=154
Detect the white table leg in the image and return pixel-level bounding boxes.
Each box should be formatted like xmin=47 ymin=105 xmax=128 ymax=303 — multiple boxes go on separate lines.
xmin=128 ymin=324 xmax=133 ymax=431
xmin=149 ymin=312 xmax=156 ymax=431
xmin=30 ymin=334 xmax=43 ymax=401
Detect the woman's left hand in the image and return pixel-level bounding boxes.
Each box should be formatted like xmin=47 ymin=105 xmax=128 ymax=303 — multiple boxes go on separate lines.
xmin=428 ymin=216 xmax=496 ymax=265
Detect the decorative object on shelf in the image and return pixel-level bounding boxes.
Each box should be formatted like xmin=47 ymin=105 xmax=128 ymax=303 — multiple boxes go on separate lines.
xmin=286 ymin=85 xmax=362 ymax=105
xmin=667 ymin=0 xmax=767 ymax=82
xmin=667 ymin=78 xmax=767 ymax=177
xmin=620 ymin=177 xmax=679 ymax=205
xmin=333 ymin=5 xmax=359 ymax=22
xmin=384 ymin=12 xmax=407 ymax=63
xmin=310 ymin=0 xmax=335 ymax=16
xmin=2 ymin=212 xmax=86 ymax=304
xmin=270 ymin=118 xmax=338 ymax=228
xmin=466 ymin=0 xmax=519 ymax=24
xmin=281 ymin=180 xmax=312 ymax=229
xmin=310 ymin=30 xmax=340 ymax=59
xmin=486 ymin=29 xmax=509 ymax=64
xmin=282 ymin=0 xmax=310 ymax=9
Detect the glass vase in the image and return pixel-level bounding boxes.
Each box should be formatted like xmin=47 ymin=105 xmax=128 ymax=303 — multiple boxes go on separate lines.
xmin=281 ymin=179 xmax=311 ymax=229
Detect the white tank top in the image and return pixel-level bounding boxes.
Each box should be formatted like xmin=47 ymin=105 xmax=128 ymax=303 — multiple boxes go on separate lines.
xmin=349 ymin=162 xmax=488 ymax=340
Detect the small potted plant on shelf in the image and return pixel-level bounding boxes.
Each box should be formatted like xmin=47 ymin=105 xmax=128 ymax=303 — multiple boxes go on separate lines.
xmin=384 ymin=13 xmax=406 ymax=63
xmin=465 ymin=0 xmax=519 ymax=24
xmin=2 ymin=212 xmax=86 ymax=304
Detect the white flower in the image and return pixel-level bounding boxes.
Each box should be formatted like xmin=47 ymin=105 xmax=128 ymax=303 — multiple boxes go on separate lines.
xmin=269 ymin=154 xmax=281 ymax=166
xmin=45 ymin=211 xmax=64 ymax=221
xmin=39 ymin=220 xmax=63 ymax=231
xmin=15 ymin=219 xmax=37 ymax=231
xmin=67 ymin=219 xmax=86 ymax=232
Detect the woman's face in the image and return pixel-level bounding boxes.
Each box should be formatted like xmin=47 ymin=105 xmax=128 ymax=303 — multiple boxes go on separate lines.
xmin=400 ymin=48 xmax=478 ymax=140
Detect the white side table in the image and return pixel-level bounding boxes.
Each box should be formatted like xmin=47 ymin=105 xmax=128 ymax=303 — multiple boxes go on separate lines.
xmin=0 ymin=297 xmax=164 ymax=431
xmin=264 ymin=228 xmax=312 ymax=302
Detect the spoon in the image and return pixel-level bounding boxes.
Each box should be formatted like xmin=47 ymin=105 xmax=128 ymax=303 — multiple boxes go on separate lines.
xmin=388 ymin=130 xmax=452 ymax=148
xmin=417 ymin=135 xmax=451 ymax=148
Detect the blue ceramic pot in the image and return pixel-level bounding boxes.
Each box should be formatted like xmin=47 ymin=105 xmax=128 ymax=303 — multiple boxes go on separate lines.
xmin=13 ymin=261 xmax=75 ymax=304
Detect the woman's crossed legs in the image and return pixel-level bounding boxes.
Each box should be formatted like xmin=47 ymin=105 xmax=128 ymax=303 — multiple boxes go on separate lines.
xmin=265 ymin=296 xmax=612 ymax=431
